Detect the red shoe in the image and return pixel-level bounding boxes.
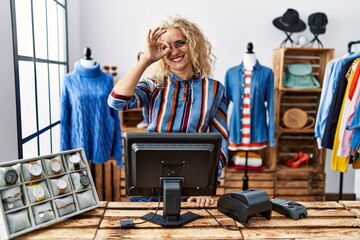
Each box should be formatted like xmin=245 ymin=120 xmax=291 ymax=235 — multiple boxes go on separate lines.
xmin=288 ymin=154 xmax=310 ymax=168
xmin=282 ymin=152 xmax=303 ymax=166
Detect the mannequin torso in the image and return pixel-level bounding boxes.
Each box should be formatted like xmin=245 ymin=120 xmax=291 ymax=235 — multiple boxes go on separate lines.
xmin=243 ymin=53 xmax=256 ymax=70
xmin=80 ymin=58 xmax=95 ymax=68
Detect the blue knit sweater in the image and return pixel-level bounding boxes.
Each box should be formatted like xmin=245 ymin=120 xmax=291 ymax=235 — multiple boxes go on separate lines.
xmin=60 ymin=61 xmax=122 ymax=167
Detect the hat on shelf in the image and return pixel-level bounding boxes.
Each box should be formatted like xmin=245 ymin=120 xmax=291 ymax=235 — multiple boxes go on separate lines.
xmin=308 ymin=12 xmax=328 ymax=34
xmin=273 ymin=8 xmax=306 ymax=33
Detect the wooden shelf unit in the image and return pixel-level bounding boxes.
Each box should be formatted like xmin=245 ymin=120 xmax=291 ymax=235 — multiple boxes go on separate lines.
xmin=273 ymin=47 xmax=334 ymax=201
xmin=119 ymin=108 xmax=146 ymax=132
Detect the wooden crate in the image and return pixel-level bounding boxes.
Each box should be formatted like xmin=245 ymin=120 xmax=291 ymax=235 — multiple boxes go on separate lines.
xmin=229 ymin=147 xmax=277 ymax=172
xmin=277 ymin=132 xmax=325 ymax=170
xmin=223 ymin=166 xmax=276 ymax=198
xmin=119 ymin=109 xmax=146 ymax=132
xmin=275 ymin=167 xmax=326 ymax=201
xmin=272 ymin=48 xmax=334 ymax=200
xmin=88 ymin=159 xmax=123 ymax=202
xmin=273 ymin=47 xmax=334 ymax=138
xmin=273 ymin=48 xmax=334 ymax=91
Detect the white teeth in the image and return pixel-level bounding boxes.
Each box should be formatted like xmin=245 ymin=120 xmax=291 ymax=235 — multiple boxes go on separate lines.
xmin=172 ymin=56 xmax=183 ymax=62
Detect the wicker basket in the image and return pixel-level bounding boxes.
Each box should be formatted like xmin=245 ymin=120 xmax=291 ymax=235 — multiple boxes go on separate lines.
xmin=283 ymin=108 xmax=314 ymax=129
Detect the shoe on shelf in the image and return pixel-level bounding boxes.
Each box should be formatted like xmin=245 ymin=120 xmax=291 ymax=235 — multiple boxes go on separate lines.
xmin=285 ymin=153 xmax=310 ymax=168
xmin=282 ymin=152 xmax=304 ymax=166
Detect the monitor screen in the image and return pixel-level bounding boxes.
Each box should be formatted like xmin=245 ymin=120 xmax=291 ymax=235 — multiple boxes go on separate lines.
xmin=123 ymin=132 xmax=222 ymax=227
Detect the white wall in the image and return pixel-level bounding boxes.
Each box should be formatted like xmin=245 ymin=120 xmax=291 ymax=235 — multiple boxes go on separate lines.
xmin=0 ymin=0 xmax=18 ymax=162
xmin=69 ymin=0 xmax=360 ymax=78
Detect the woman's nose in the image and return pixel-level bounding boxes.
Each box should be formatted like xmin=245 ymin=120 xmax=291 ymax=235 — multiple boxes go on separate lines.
xmin=169 ymin=47 xmax=180 ymax=54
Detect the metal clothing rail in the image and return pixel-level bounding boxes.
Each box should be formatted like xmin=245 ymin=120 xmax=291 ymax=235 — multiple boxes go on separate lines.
xmin=338 ymin=40 xmax=360 ymax=201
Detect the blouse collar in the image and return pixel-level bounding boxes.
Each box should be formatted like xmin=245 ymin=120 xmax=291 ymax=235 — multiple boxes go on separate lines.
xmin=169 ymin=72 xmax=201 ymax=82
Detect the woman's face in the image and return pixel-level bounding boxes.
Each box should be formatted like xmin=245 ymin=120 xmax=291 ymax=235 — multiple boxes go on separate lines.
xmin=160 ymin=27 xmax=193 ymax=78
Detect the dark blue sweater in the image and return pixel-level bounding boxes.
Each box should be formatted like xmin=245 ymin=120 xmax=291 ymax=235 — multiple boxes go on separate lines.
xmin=60 ymin=61 xmax=122 ymax=167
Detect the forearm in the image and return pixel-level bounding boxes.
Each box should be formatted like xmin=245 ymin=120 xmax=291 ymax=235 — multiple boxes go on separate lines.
xmin=113 ymin=57 xmax=152 ymax=96
xmin=113 ymin=27 xmax=170 ymax=96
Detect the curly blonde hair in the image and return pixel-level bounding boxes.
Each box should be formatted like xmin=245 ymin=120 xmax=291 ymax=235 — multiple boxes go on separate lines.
xmin=146 ymin=16 xmax=216 ymax=86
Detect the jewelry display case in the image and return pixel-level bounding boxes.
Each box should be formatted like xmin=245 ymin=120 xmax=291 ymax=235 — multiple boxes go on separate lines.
xmin=0 ymin=148 xmax=99 ymax=240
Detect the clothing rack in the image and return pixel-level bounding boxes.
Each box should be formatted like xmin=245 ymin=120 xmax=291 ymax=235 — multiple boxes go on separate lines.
xmin=347 ymin=40 xmax=360 ymax=54
xmin=338 ymin=40 xmax=360 ymax=200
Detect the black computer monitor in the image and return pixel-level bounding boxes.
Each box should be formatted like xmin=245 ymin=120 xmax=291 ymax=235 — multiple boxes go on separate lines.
xmin=123 ymin=132 xmax=222 ymax=227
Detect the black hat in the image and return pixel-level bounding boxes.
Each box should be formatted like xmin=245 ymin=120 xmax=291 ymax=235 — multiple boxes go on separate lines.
xmin=308 ymin=12 xmax=328 ymax=34
xmin=273 ymin=8 xmax=306 ymax=33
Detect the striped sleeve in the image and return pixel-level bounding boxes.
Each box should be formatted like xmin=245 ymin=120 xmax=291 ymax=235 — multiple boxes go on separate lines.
xmin=209 ymin=82 xmax=228 ymax=182
xmin=107 ymin=80 xmax=152 ymax=111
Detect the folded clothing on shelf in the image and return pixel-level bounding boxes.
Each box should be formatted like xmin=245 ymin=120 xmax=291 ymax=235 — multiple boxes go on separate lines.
xmin=231 ymin=151 xmax=263 ymax=167
xmin=233 ymin=165 xmax=264 ymax=171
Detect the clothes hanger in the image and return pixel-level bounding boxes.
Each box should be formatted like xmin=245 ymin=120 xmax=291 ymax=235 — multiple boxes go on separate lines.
xmin=347 ymin=40 xmax=360 ymax=54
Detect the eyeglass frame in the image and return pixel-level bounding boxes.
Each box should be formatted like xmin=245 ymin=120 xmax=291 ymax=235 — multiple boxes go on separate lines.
xmin=161 ymin=39 xmax=188 ymax=51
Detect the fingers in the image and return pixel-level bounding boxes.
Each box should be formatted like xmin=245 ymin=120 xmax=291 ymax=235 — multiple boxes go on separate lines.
xmin=187 ymin=196 xmax=215 ymax=208
xmin=148 ymin=27 xmax=167 ymax=43
xmin=145 ymin=27 xmax=170 ymax=57
xmin=154 ymin=27 xmax=167 ymax=39
xmin=187 ymin=196 xmax=195 ymax=204
xmin=147 ymin=28 xmax=151 ymax=43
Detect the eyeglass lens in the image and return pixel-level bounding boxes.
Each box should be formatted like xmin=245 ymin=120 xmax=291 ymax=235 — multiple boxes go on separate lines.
xmin=162 ymin=40 xmax=187 ymax=50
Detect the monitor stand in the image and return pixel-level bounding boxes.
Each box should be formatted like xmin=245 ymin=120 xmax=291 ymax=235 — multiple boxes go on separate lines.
xmin=141 ymin=179 xmax=202 ymax=227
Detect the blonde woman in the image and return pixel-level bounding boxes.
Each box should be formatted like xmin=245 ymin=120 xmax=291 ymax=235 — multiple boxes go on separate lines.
xmin=108 ymin=16 xmax=228 ymax=207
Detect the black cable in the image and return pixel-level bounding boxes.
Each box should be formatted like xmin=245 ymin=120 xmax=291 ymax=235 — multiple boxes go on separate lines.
xmin=120 ymin=195 xmax=161 ymax=228
xmin=133 ymin=196 xmax=161 ymax=225
xmin=204 ymin=208 xmax=239 ymax=231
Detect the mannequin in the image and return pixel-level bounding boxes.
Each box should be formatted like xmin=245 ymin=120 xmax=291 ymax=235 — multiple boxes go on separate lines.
xmin=241 ymin=42 xmax=257 ymax=189
xmin=80 ymin=47 xmax=95 ymax=67
xmin=60 ymin=47 xmax=122 ymax=168
xmin=225 ymin=42 xmax=275 ymax=190
xmin=243 ymin=42 xmax=256 ymax=70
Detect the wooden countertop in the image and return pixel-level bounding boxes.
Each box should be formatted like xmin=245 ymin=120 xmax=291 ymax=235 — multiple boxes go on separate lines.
xmin=15 ymin=200 xmax=360 ymax=239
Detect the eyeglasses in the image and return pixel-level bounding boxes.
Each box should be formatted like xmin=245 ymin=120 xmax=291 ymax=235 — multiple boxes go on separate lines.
xmin=103 ymin=66 xmax=117 ymax=71
xmin=161 ymin=39 xmax=188 ymax=51
xmin=102 ymin=65 xmax=118 ymax=80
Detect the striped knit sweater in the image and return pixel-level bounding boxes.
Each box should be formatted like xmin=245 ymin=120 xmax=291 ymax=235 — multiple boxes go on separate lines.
xmin=61 ymin=61 xmax=122 ymax=167
xmin=107 ymin=72 xmax=228 ymax=181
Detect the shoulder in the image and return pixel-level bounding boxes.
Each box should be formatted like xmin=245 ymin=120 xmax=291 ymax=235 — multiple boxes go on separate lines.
xmin=256 ymin=63 xmax=273 ymax=73
xmin=226 ymin=64 xmax=242 ymax=73
xmin=103 ymin=71 xmax=114 ymax=80
xmin=263 ymin=66 xmax=273 ymax=73
xmin=101 ymin=72 xmax=116 ymax=85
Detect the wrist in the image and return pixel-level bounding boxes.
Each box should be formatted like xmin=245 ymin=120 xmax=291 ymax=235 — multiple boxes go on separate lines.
xmin=139 ymin=54 xmax=155 ymax=67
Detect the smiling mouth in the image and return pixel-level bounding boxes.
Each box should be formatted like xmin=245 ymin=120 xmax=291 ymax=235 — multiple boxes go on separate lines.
xmin=171 ymin=56 xmax=184 ymax=63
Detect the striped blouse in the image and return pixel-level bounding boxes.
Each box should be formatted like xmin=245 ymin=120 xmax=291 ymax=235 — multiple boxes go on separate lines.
xmin=107 ymin=72 xmax=228 ymax=181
